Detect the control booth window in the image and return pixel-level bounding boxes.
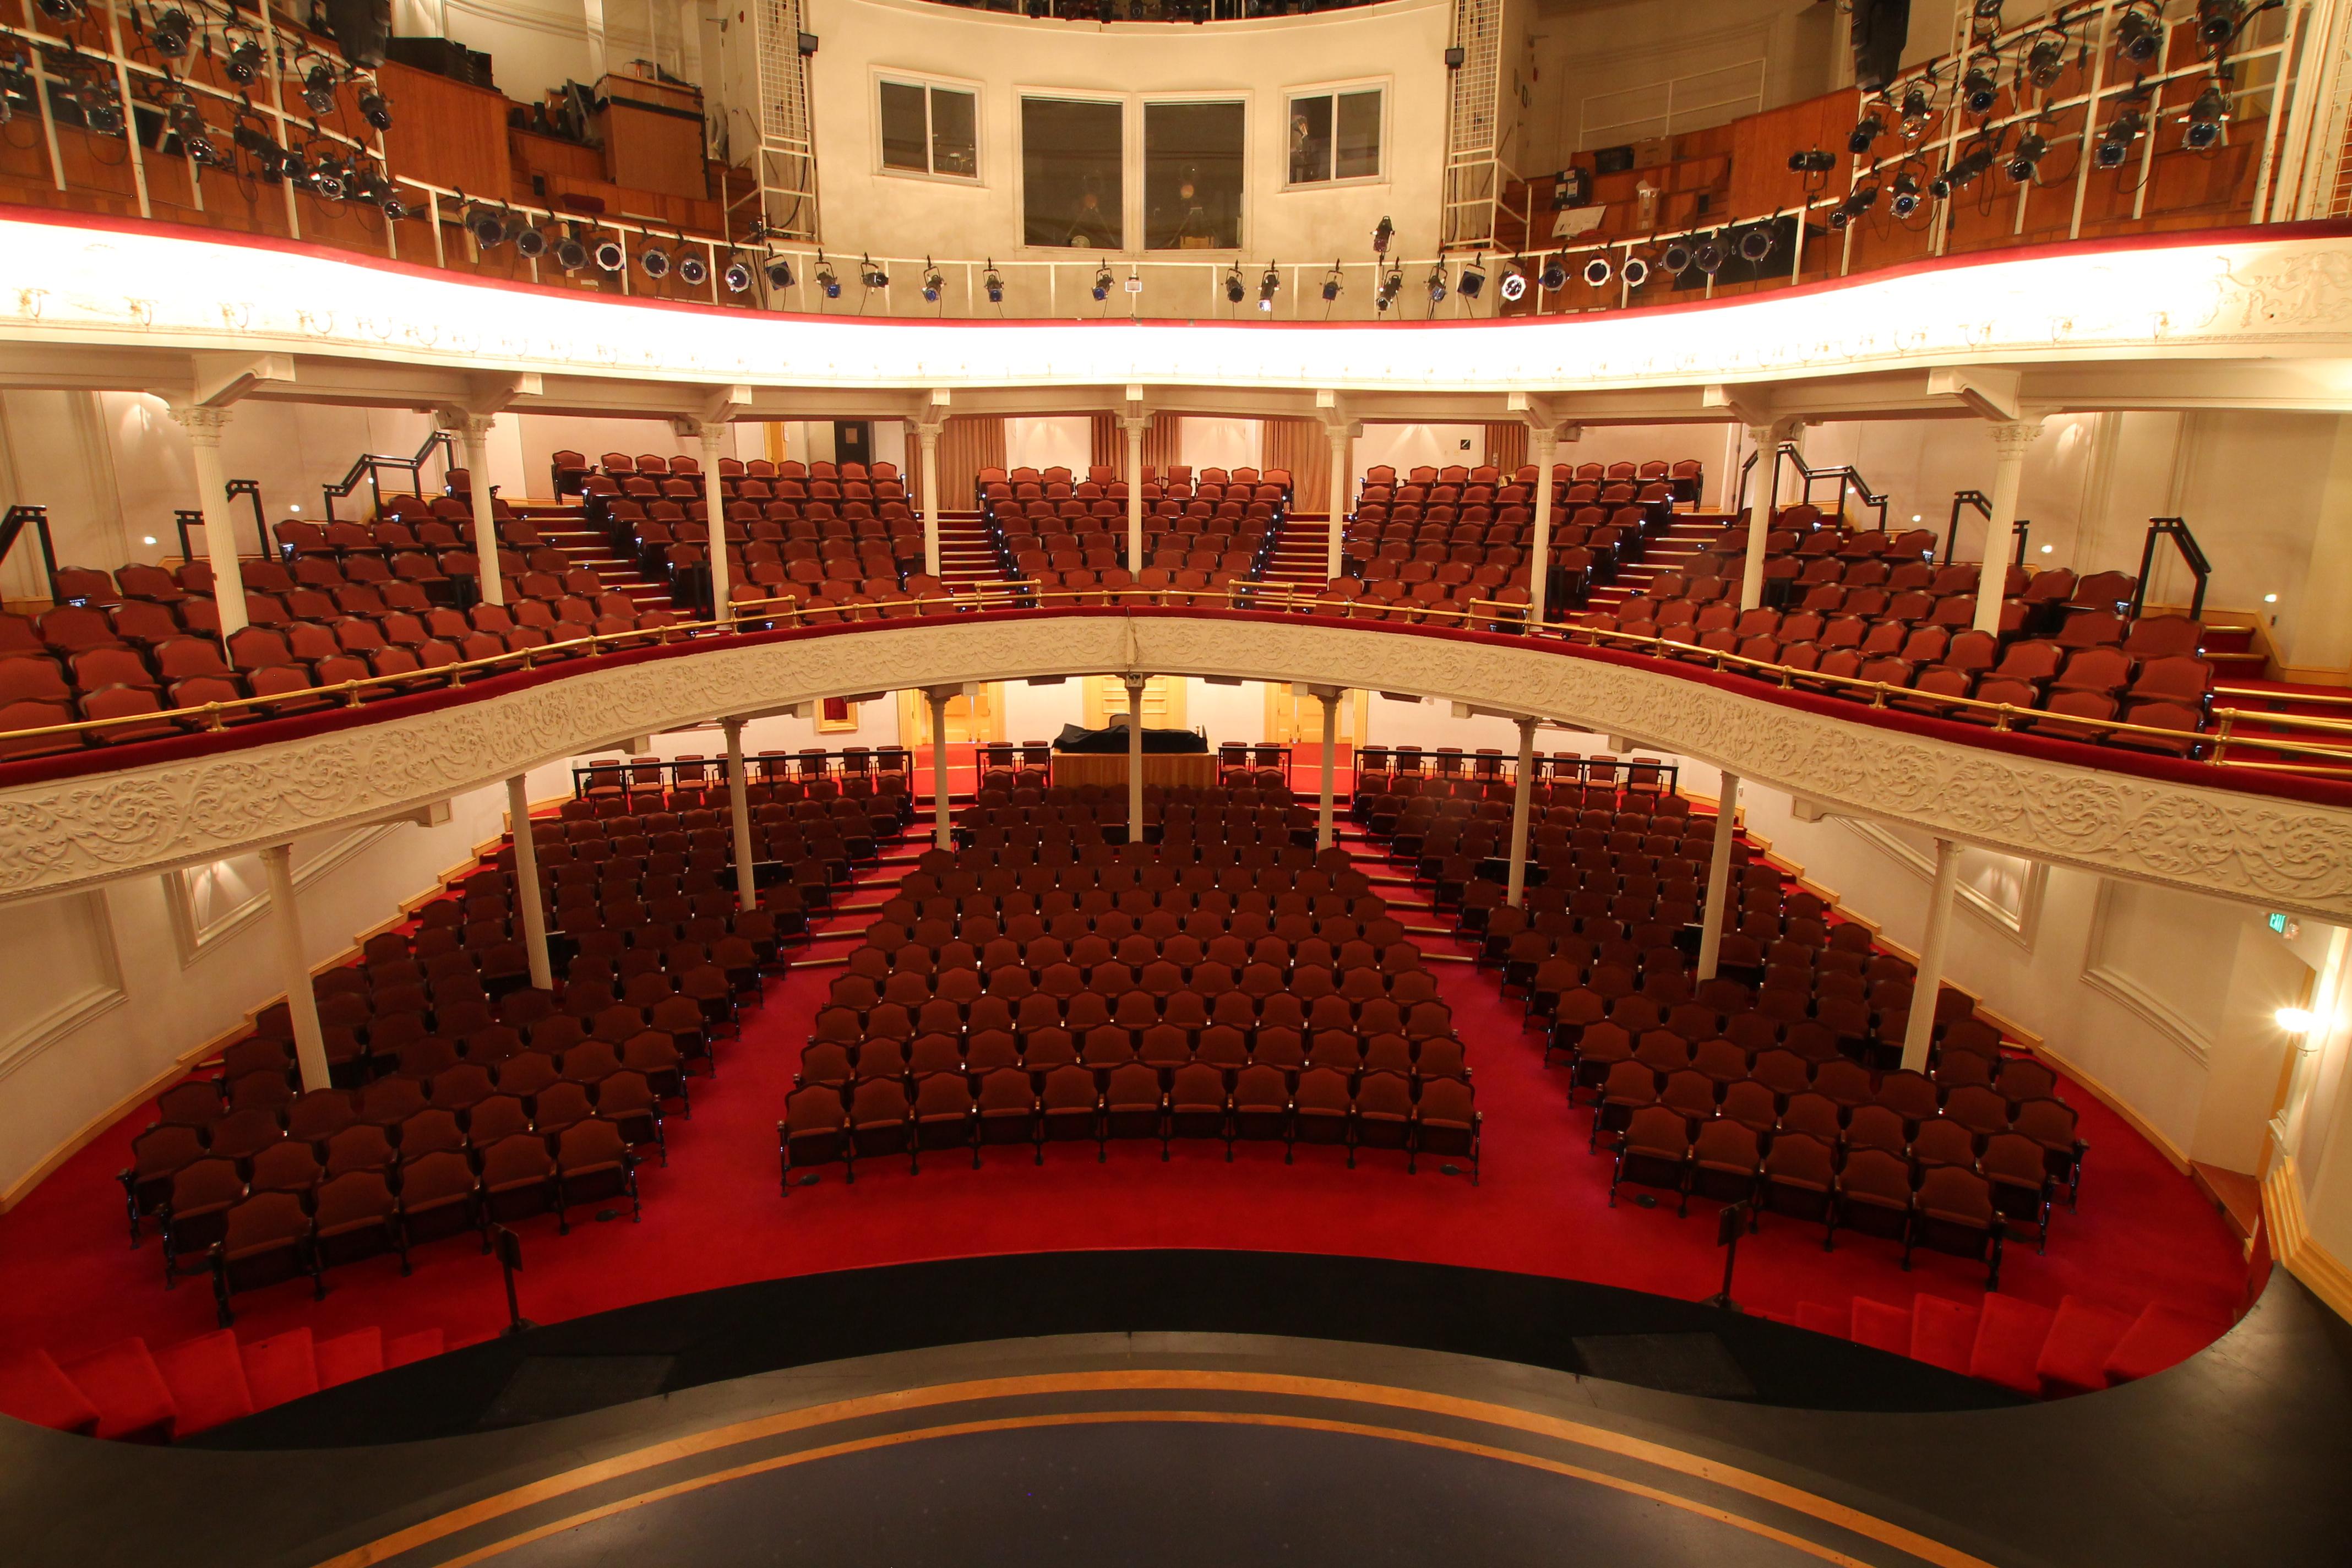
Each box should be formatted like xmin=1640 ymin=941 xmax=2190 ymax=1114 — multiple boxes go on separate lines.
xmin=1287 ymin=86 xmax=1383 ymax=186
xmin=879 ymin=78 xmax=979 ymax=179
xmin=1022 ymin=96 xmax=1125 ymax=249
xmin=1145 ymin=100 xmax=1244 ymax=250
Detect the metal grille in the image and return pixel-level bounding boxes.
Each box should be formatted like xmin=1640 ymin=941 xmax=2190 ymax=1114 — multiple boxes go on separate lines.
xmin=751 ymin=0 xmax=821 ymax=241
xmin=1446 ymin=0 xmax=1502 ymax=158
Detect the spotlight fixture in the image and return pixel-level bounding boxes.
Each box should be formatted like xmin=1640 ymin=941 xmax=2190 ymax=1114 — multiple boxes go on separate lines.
xmin=1788 ymin=148 xmax=1837 ymax=174
xmin=1620 ymin=254 xmax=1651 ymax=290
xmin=858 ymin=255 xmax=889 ymax=290
xmin=2183 ymin=80 xmax=2229 ymax=149
xmin=35 ymin=0 xmax=85 ymax=20
xmin=1694 ymin=237 xmax=1727 ymax=275
xmin=1375 ymin=264 xmax=1402 ymax=313
xmin=2197 ymin=0 xmax=2243 ymax=48
xmin=924 ymin=260 xmax=946 ymax=303
xmin=1457 ymin=255 xmax=1485 ymax=301
xmin=677 ymin=252 xmax=710 ymax=287
xmin=1539 ymin=253 xmax=1569 ymax=291
xmin=300 ymin=153 xmax=349 ymax=200
xmin=593 ymin=237 xmax=626 ymax=273
xmin=2116 ymin=5 xmax=2162 ymax=63
xmin=1499 ymin=258 xmax=1527 ymax=302
xmin=1371 ymin=215 xmax=1393 ymax=255
xmin=1224 ymin=264 xmax=1244 ymax=306
xmin=1973 ymin=0 xmax=2004 ymax=15
xmin=1581 ymin=254 xmax=1612 ymax=288
xmin=1962 ymin=57 xmax=2000 ymax=115
xmin=1736 ymin=225 xmax=1775 ymax=263
xmin=301 ymin=62 xmax=339 ymax=117
xmin=233 ymin=121 xmax=296 ymax=179
xmin=465 ymin=204 xmax=508 ymax=250
xmin=1929 ymin=139 xmax=1998 ymax=198
xmin=1662 ymin=239 xmax=1695 ymax=275
xmin=2023 ymin=35 xmax=2067 ymax=91
xmin=1091 ymin=260 xmax=1113 ymax=302
xmin=73 ymin=77 xmax=124 ymax=137
xmin=1899 ymin=84 xmax=1934 ymax=125
xmin=982 ymin=262 xmax=1003 ymax=304
xmin=359 ymin=89 xmax=391 ymax=131
xmin=1257 ymin=262 xmax=1280 ymax=312
xmin=554 ymin=233 xmax=590 ymax=271
xmin=721 ymin=255 xmax=754 ymax=294
xmin=1424 ymin=262 xmax=1448 ymax=306
xmin=1890 ymin=169 xmax=1924 ymax=215
xmin=1828 ymin=184 xmax=1879 ymax=230
xmin=1848 ymin=112 xmax=1883 ymax=154
xmin=2006 ymin=129 xmax=2049 ymax=181
xmin=763 ymin=254 xmax=796 ymax=291
xmin=225 ymin=39 xmax=263 ymax=86
xmin=149 ymin=8 xmax=193 ymax=57
xmin=1320 ymin=262 xmax=1343 ymax=302
xmin=514 ymin=224 xmax=549 ymax=259
xmin=2095 ymin=107 xmax=2147 ymax=167
xmin=638 ymin=241 xmax=671 ymax=280
xmin=815 ymin=257 xmax=841 ymax=298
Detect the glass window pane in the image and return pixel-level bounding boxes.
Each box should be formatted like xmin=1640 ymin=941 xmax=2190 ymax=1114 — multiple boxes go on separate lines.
xmin=1289 ymin=94 xmax=1333 ymax=184
xmin=1335 ymin=90 xmax=1382 ymax=180
xmin=1023 ymin=97 xmax=1124 ymax=249
xmin=930 ymin=87 xmax=978 ymax=178
xmin=1145 ymin=100 xmax=1244 ymax=251
xmin=879 ymin=81 xmax=928 ymax=172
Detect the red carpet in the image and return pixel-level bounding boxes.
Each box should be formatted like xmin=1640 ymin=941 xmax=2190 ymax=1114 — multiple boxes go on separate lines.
xmin=0 ymin=816 xmax=2248 ymax=1403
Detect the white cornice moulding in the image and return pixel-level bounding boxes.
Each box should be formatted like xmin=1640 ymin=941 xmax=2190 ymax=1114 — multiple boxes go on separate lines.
xmin=2 ymin=616 xmax=2351 ymax=919
xmin=6 ymin=217 xmax=2352 ymax=393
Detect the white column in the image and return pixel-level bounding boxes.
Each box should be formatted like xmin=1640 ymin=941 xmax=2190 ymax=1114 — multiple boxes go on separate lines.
xmin=261 ymin=844 xmax=330 ymax=1092
xmin=1739 ymin=423 xmax=1777 ymax=611
xmin=173 ymin=405 xmax=247 ymax=643
xmin=1900 ymin=838 xmax=1963 ymax=1073
xmin=724 ymin=717 xmax=758 ymax=908
xmin=1324 ymin=418 xmax=1353 ymax=581
xmin=1504 ymin=716 xmax=1537 ymax=908
xmin=1976 ymin=420 xmax=2044 ymax=634
xmin=916 ymin=418 xmax=944 ymax=579
xmin=439 ymin=410 xmax=504 ymax=607
xmin=1124 ymin=673 xmax=1148 ymax=842
xmin=699 ymin=422 xmax=732 ymax=622
xmin=1123 ymin=415 xmax=1149 ymax=576
xmin=506 ymin=777 xmax=553 ymax=991
xmin=1315 ymin=687 xmax=1341 ymax=850
xmin=928 ymin=689 xmax=954 ymax=850
xmin=1526 ymin=426 xmax=1556 ymax=630
xmin=1695 ymin=772 xmax=1741 ymax=981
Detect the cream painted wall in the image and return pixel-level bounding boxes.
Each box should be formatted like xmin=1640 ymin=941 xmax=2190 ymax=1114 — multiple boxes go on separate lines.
xmin=1354 ymin=422 xmax=1488 ymax=476
xmin=395 ymin=0 xmax=737 ymax=127
xmin=1178 ymin=417 xmax=1263 ymax=472
xmin=802 ymin=0 xmax=1452 ymax=270
xmin=1004 ymin=416 xmax=1093 ymax=473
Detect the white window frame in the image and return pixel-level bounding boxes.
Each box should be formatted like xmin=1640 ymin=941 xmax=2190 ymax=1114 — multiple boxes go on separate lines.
xmin=1139 ymin=91 xmax=1251 ymax=254
xmin=1282 ymin=77 xmax=1390 ymax=191
xmin=874 ymin=70 xmax=984 ymax=186
xmin=1013 ymin=88 xmax=1133 ymax=256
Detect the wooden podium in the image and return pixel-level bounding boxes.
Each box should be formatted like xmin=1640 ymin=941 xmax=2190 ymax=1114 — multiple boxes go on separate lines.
xmin=1050 ymin=753 xmax=1218 ymax=790
xmin=594 ymin=71 xmax=708 ymax=202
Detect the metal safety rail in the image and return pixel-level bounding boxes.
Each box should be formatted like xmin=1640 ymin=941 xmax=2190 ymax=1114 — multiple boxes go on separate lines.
xmin=1734 ymin=444 xmax=1890 ymax=529
xmin=14 ymin=580 xmax=2352 ymax=780
xmin=319 ymin=431 xmax=457 ymax=524
xmin=571 ymin=747 xmax=912 ymax=797
xmin=1942 ymin=490 xmax=2032 ymax=566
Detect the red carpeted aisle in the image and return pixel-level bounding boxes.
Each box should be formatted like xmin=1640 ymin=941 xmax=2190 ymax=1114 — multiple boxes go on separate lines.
xmin=0 ymin=819 xmax=2247 ymax=1398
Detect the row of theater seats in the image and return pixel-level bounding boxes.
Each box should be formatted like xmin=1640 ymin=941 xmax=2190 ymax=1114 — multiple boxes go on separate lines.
xmin=780 ymin=785 xmax=1480 ymax=1186
xmin=552 ymin=450 xmax=907 ymax=507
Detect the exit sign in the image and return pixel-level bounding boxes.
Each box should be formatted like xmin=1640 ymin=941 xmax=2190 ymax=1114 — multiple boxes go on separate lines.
xmin=2270 ymin=912 xmax=2301 ymax=939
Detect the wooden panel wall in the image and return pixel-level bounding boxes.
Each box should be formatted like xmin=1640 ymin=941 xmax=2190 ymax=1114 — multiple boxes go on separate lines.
xmin=379 ymin=61 xmax=510 ymax=203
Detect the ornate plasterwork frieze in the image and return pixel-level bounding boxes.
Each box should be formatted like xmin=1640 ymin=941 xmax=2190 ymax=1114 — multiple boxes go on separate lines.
xmin=1 ymin=616 xmax=2346 ymax=920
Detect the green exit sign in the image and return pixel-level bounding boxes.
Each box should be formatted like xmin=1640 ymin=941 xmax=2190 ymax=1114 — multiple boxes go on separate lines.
xmin=2269 ymin=912 xmax=2301 ymax=939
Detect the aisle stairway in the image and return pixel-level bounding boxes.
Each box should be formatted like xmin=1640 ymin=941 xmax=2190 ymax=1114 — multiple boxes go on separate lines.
xmin=1259 ymin=511 xmax=1333 ymax=592
xmin=1582 ymin=511 xmax=1734 ymax=617
xmin=1795 ymin=1291 xmax=2224 ymax=1397
xmin=515 ymin=499 xmax=678 ymax=615
xmin=934 ymin=509 xmax=1009 ymax=595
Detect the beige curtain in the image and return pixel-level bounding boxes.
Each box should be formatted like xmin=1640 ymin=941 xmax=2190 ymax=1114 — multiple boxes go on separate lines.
xmin=934 ymin=416 xmax=1008 ymax=509
xmin=1141 ymin=411 xmax=1183 ymax=475
xmin=1090 ymin=413 xmax=1122 ymax=476
xmin=1486 ymin=423 xmax=1528 ymax=476
xmin=1260 ymin=419 xmax=1331 ymax=510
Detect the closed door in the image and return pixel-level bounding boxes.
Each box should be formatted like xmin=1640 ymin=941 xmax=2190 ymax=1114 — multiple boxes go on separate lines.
xmin=1265 ymin=683 xmax=1366 ymax=745
xmin=900 ymin=683 xmax=1004 ymax=745
xmin=1084 ymin=675 xmax=1187 ymax=731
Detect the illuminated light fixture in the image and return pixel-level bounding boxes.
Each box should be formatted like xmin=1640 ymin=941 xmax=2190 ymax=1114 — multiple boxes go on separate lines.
xmin=639 ymin=241 xmax=672 ymax=281
xmin=1375 ymin=264 xmax=1402 ymax=313
xmin=359 ymin=89 xmax=391 ymax=132
xmin=1091 ymin=260 xmax=1113 ymax=302
xmin=1890 ymin=169 xmax=1924 ymax=215
xmin=2198 ymin=0 xmax=2243 ymax=48
xmin=2024 ymin=34 xmax=2068 ymax=89
xmin=982 ymin=261 xmax=1003 ymax=303
xmin=226 ymin=39 xmax=263 ymax=86
xmin=858 ymin=255 xmax=889 ymax=289
xmin=1224 ymin=264 xmax=1244 ymax=305
xmin=2096 ymin=107 xmax=2147 ymax=166
xmin=1424 ymin=263 xmax=1449 ymax=305
xmin=1581 ymin=254 xmax=1612 ymax=288
xmin=594 ymin=236 xmax=627 ymax=273
xmin=301 ymin=62 xmax=339 ymax=118
xmin=2277 ymin=1006 xmax=2318 ymax=1034
xmin=1620 ymin=254 xmax=1651 ymax=289
xmin=513 ymin=224 xmax=548 ymax=260
xmin=150 ymin=8 xmax=193 ymax=57
xmin=1736 ymin=226 xmax=1774 ymax=263
xmin=1962 ymin=57 xmax=2000 ymax=115
xmin=721 ymin=253 xmax=753 ymax=293
xmin=1539 ymin=253 xmax=1569 ymax=291
xmin=1661 ymin=238 xmax=1695 ymax=275
xmin=1848 ymin=112 xmax=1883 ymax=154
xmin=1370 ymin=215 xmax=1393 ymax=254
xmin=1257 ymin=262 xmax=1280 ymax=311
xmin=1498 ymin=258 xmax=1527 ymax=301
xmin=1320 ymin=262 xmax=1343 ymax=302
xmin=2184 ymin=80 xmax=2229 ymax=149
xmin=1829 ymin=184 xmax=1879 ymax=230
xmin=1457 ymin=254 xmax=1485 ymax=300
xmin=2006 ymin=130 xmax=2049 ymax=181
xmin=554 ymin=233 xmax=589 ymax=271
xmin=2116 ymin=5 xmax=2162 ymax=63
xmin=465 ymin=204 xmax=508 ymax=250
xmin=677 ymin=252 xmax=710 ymax=287
xmin=1788 ymin=148 xmax=1836 ymax=174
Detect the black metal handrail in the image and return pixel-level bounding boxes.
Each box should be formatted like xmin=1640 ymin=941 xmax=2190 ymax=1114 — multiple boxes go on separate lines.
xmin=1940 ymin=490 xmax=2032 ymax=567
xmin=172 ymin=477 xmax=273 ymax=564
xmin=1734 ymin=444 xmax=1888 ymax=529
xmin=2133 ymin=518 xmax=2212 ymax=620
xmin=321 ymin=431 xmax=456 ymax=524
xmin=1 ymin=505 xmax=60 ymax=602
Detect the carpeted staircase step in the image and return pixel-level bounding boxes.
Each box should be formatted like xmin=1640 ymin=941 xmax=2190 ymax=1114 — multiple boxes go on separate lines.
xmin=1850 ymin=1297 xmax=1912 ymax=1355
xmin=61 ymin=1338 xmax=177 ymax=1443
xmin=152 ymin=1330 xmax=257 ymax=1436
xmin=2104 ymin=1303 xmax=2228 ymax=1385
xmin=1967 ymin=1294 xmax=2057 ymax=1396
xmin=0 ymin=1348 xmax=101 ymax=1435
xmin=386 ymin=1329 xmax=447 ymax=1368
xmin=2034 ymin=1296 xmax=2136 ymax=1396
xmin=314 ymin=1326 xmax=387 ymax=1390
xmin=1908 ymin=1295 xmax=1981 ymax=1375
xmin=1794 ymin=1301 xmax=1847 ymax=1338
xmin=239 ymin=1327 xmax=319 ymax=1411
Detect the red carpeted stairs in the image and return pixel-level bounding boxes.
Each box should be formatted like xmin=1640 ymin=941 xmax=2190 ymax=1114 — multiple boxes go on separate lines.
xmin=1787 ymin=1290 xmax=2222 ymax=1397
